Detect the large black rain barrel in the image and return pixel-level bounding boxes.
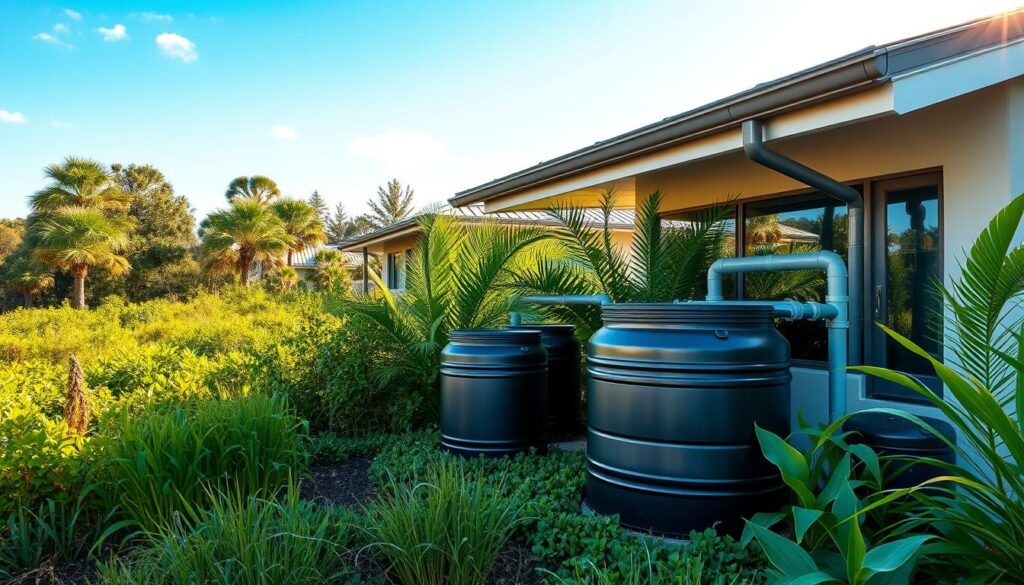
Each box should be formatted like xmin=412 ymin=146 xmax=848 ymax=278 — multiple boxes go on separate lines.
xmin=440 ymin=329 xmax=548 ymax=457
xmin=510 ymin=325 xmax=582 ymax=434
xmin=843 ymin=412 xmax=956 ymax=489
xmin=585 ymin=303 xmax=791 ymax=537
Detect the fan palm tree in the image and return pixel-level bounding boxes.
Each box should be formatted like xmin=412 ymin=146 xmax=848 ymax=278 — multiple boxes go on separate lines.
xmin=200 ymin=199 xmax=294 ymax=286
xmin=265 ymin=265 xmax=299 ymax=292
xmin=340 ymin=214 xmax=549 ymax=419
xmin=271 ymin=198 xmax=328 ymax=266
xmin=28 ymin=207 xmax=132 ymax=309
xmin=30 ymin=157 xmax=130 ymax=213
xmin=224 ymin=175 xmax=281 ymax=204
xmin=510 ymin=191 xmax=730 ymax=337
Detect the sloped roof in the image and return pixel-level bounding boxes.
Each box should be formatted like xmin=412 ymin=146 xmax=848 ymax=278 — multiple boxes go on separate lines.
xmin=449 ymin=9 xmax=1024 ymax=207
xmin=289 ymin=244 xmax=363 ymax=269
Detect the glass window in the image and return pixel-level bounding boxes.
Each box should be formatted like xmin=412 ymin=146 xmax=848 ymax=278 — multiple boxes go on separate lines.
xmin=870 ymin=180 xmax=942 ymax=399
xmin=743 ymin=193 xmax=850 ymax=361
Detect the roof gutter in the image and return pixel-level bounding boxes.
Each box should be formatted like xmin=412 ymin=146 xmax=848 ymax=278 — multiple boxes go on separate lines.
xmin=741 ymin=119 xmax=863 ymax=364
xmin=450 ymin=49 xmax=889 ymax=207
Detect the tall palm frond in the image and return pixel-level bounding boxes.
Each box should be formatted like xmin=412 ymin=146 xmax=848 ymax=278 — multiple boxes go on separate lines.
xmin=31 ymin=157 xmax=130 ymax=213
xmin=29 ymin=207 xmax=132 ymax=274
xmin=547 ymin=192 xmax=634 ymax=302
xmin=199 ymin=199 xmax=293 ymax=285
xmin=940 ymin=192 xmax=1024 ymax=404
xmin=224 ymin=176 xmax=281 ymax=204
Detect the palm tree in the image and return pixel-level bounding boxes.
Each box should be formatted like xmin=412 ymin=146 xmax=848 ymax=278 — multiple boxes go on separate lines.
xmin=200 ymin=199 xmax=294 ymax=286
xmin=30 ymin=157 xmax=130 ymax=213
xmin=28 ymin=207 xmax=132 ymax=309
xmin=511 ymin=191 xmax=730 ymax=337
xmin=224 ymin=176 xmax=281 ymax=204
xmin=271 ymin=198 xmax=327 ymax=266
xmin=745 ymin=214 xmax=783 ymax=248
xmin=311 ymin=248 xmax=353 ymax=293
xmin=367 ymin=179 xmax=415 ymax=229
xmin=1 ymin=253 xmax=54 ymax=308
xmin=341 ymin=214 xmax=549 ymax=419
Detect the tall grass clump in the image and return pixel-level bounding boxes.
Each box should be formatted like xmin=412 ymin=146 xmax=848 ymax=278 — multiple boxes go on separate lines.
xmin=96 ymin=395 xmax=308 ymax=533
xmin=95 ymin=482 xmax=359 ymax=585
xmin=365 ymin=457 xmax=527 ymax=585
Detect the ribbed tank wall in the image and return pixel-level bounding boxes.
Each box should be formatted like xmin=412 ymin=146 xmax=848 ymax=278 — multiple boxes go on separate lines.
xmin=510 ymin=325 xmax=582 ymax=433
xmin=440 ymin=329 xmax=548 ymax=457
xmin=585 ymin=303 xmax=791 ymax=536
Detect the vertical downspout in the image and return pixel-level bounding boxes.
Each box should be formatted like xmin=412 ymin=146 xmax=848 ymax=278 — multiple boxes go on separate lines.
xmin=741 ymin=119 xmax=863 ymax=365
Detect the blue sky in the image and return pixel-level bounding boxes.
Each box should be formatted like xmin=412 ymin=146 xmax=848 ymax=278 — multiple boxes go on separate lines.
xmin=1 ymin=0 xmax=1020 ymax=221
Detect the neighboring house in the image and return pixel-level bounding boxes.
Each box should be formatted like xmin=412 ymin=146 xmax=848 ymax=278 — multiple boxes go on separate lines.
xmin=335 ymin=203 xmax=811 ymax=293
xmin=445 ymin=11 xmax=1024 ymax=428
xmin=287 ymin=243 xmax=366 ymax=291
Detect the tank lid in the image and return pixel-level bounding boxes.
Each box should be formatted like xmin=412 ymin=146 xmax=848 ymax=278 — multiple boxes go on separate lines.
xmin=601 ymin=302 xmax=776 ymax=324
xmin=449 ymin=328 xmax=543 ymax=344
xmin=509 ymin=324 xmax=576 ymax=336
xmin=844 ymin=412 xmax=956 ymax=451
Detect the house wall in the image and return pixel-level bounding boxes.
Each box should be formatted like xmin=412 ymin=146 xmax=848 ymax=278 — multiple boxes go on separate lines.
xmin=635 ymin=79 xmax=1024 ymax=428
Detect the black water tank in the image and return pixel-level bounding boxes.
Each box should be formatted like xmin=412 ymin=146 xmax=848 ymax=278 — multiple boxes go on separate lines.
xmin=843 ymin=412 xmax=956 ymax=489
xmin=510 ymin=325 xmax=582 ymax=434
xmin=585 ymin=303 xmax=791 ymax=537
xmin=440 ymin=329 xmax=548 ymax=457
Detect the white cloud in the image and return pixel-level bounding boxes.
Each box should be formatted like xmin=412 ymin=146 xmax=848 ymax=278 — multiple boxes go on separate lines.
xmin=0 ymin=110 xmax=27 ymax=124
xmin=53 ymin=23 xmax=70 ymax=35
xmin=50 ymin=119 xmax=71 ymax=129
xmin=134 ymin=11 xmax=172 ymax=22
xmin=33 ymin=31 xmax=74 ymax=49
xmin=97 ymin=24 xmax=129 ymax=42
xmin=64 ymin=8 xmax=81 ymax=20
xmin=155 ymin=33 xmax=197 ymax=62
xmin=269 ymin=125 xmax=298 ymax=141
xmin=349 ymin=129 xmax=447 ymax=171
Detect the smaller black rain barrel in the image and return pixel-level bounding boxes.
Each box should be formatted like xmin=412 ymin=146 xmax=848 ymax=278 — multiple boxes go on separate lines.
xmin=843 ymin=412 xmax=956 ymax=489
xmin=510 ymin=325 xmax=582 ymax=435
xmin=440 ymin=329 xmax=548 ymax=458
xmin=585 ymin=302 xmax=791 ymax=537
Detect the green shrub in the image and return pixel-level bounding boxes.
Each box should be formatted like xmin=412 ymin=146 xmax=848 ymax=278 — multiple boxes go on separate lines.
xmin=95 ymin=395 xmax=308 ymax=533
xmin=309 ymin=432 xmax=397 ymax=465
xmin=365 ymin=458 xmax=526 ymax=585
xmin=95 ymin=482 xmax=360 ymax=585
xmin=0 ymin=394 xmax=85 ymax=512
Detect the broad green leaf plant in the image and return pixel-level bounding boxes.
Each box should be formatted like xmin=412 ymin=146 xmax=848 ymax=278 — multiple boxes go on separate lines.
xmin=745 ymin=421 xmax=931 ymax=585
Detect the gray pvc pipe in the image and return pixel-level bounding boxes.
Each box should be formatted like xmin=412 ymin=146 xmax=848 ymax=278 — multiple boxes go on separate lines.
xmin=706 ymin=251 xmax=849 ymax=420
xmin=741 ymin=119 xmax=863 ymax=365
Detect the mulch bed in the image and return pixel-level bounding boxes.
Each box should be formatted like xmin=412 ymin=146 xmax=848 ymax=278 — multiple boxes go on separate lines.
xmin=300 ymin=456 xmax=378 ymax=508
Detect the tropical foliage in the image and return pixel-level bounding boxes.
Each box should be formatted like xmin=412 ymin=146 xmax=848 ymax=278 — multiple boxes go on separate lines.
xmin=199 ymin=199 xmax=293 ymax=285
xmin=511 ymin=190 xmax=730 ymax=336
xmin=340 ymin=213 xmax=549 ymax=415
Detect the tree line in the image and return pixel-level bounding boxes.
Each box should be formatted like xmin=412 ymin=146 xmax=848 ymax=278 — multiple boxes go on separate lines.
xmin=0 ymin=157 xmax=419 ymax=309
